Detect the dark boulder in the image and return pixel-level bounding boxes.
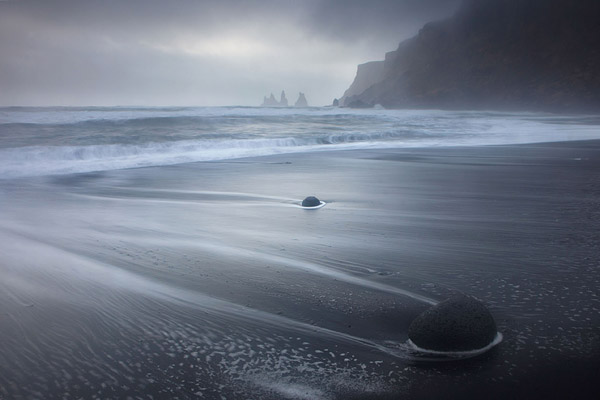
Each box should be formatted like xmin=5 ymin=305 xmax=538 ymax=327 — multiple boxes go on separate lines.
xmin=302 ymin=196 xmax=321 ymax=207
xmin=408 ymin=293 xmax=497 ymax=352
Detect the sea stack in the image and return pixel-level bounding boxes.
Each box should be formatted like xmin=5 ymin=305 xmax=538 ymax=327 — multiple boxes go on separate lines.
xmin=279 ymin=90 xmax=288 ymax=107
xmin=294 ymin=92 xmax=308 ymax=107
xmin=301 ymin=196 xmax=321 ymax=207
xmin=408 ymin=293 xmax=498 ymax=352
xmin=260 ymin=91 xmax=288 ymax=107
xmin=261 ymin=93 xmax=279 ymax=107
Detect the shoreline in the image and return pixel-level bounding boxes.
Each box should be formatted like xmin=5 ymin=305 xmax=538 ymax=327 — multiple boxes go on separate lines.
xmin=1 ymin=140 xmax=599 ymax=399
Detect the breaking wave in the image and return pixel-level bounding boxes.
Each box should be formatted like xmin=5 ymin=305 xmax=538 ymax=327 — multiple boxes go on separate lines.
xmin=2 ymin=106 xmax=600 ymax=178
xmin=0 ymin=134 xmax=421 ymax=178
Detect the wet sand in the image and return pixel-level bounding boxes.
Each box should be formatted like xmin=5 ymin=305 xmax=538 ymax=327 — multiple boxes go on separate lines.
xmin=1 ymin=141 xmax=599 ymax=399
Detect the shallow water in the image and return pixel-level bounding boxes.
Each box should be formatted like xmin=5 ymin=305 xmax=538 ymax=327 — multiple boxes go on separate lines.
xmin=2 ymin=106 xmax=600 ymax=179
xmin=1 ymin=142 xmax=599 ymax=398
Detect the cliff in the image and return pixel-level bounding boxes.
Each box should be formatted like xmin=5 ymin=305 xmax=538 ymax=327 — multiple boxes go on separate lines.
xmin=343 ymin=0 xmax=600 ymax=112
xmin=339 ymin=61 xmax=385 ymax=106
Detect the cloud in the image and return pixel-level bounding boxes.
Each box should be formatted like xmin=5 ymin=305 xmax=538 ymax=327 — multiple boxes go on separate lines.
xmin=0 ymin=0 xmax=460 ymax=106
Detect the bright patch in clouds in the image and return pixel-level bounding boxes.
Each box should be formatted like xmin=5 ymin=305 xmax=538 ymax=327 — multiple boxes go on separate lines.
xmin=149 ymin=36 xmax=270 ymax=58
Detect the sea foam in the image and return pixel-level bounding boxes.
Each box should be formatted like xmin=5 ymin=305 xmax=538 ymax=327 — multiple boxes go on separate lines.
xmin=1 ymin=106 xmax=599 ymax=178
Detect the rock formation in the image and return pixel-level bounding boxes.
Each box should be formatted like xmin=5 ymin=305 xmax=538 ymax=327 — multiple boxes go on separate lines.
xmin=261 ymin=91 xmax=289 ymax=107
xmin=339 ymin=61 xmax=385 ymax=107
xmin=342 ymin=0 xmax=600 ymax=112
xmin=294 ymin=92 xmax=308 ymax=107
xmin=261 ymin=90 xmax=309 ymax=107
xmin=261 ymin=93 xmax=280 ymax=107
xmin=279 ymin=90 xmax=288 ymax=107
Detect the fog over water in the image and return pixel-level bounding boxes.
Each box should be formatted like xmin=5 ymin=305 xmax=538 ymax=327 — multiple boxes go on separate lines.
xmin=0 ymin=0 xmax=460 ymax=106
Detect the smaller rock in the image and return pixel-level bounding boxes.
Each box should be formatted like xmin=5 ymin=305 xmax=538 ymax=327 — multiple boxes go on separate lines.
xmin=408 ymin=293 xmax=497 ymax=352
xmin=302 ymin=196 xmax=321 ymax=207
xmin=294 ymin=92 xmax=309 ymax=107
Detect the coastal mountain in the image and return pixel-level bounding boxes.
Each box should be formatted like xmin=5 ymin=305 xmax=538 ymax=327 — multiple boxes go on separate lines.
xmin=342 ymin=0 xmax=600 ymax=112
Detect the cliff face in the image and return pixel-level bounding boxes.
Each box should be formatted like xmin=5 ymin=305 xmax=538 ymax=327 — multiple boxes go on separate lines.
xmin=339 ymin=61 xmax=385 ymax=106
xmin=344 ymin=0 xmax=600 ymax=112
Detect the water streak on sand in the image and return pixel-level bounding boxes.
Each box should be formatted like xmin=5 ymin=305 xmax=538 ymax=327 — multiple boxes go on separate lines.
xmin=0 ymin=228 xmax=423 ymax=362
xmin=89 ymin=232 xmax=439 ymax=306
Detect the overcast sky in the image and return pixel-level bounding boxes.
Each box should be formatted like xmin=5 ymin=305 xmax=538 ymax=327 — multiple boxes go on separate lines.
xmin=0 ymin=0 xmax=460 ymax=106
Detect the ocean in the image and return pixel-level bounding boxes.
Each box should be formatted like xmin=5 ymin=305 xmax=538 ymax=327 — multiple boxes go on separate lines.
xmin=2 ymin=106 xmax=600 ymax=179
xmin=1 ymin=107 xmax=599 ymax=399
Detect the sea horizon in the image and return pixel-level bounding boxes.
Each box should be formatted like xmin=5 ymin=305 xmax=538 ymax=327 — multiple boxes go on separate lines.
xmin=2 ymin=106 xmax=600 ymax=180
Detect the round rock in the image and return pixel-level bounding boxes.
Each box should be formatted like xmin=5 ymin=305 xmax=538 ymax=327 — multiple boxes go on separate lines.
xmin=302 ymin=196 xmax=321 ymax=207
xmin=408 ymin=293 xmax=497 ymax=352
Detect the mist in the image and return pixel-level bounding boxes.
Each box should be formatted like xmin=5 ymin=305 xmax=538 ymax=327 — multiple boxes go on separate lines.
xmin=0 ymin=0 xmax=460 ymax=106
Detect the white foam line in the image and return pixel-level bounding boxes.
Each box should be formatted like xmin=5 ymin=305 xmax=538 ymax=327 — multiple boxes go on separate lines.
xmin=109 ymin=187 xmax=298 ymax=202
xmin=406 ymin=332 xmax=503 ymax=358
xmin=71 ymin=192 xmax=305 ymax=210
xmin=71 ymin=193 xmax=296 ymax=210
xmin=298 ymin=201 xmax=327 ymax=210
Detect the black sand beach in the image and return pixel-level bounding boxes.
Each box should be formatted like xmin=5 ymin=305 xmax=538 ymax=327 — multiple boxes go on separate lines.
xmin=1 ymin=141 xmax=599 ymax=399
